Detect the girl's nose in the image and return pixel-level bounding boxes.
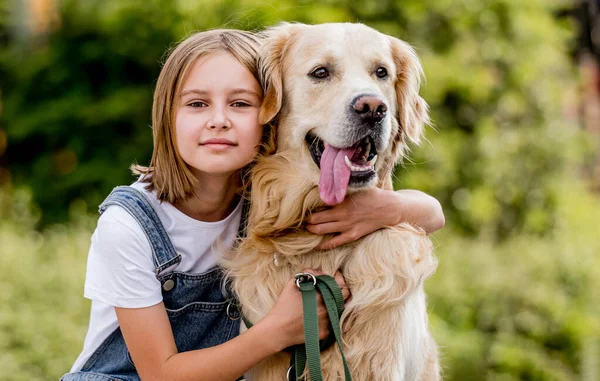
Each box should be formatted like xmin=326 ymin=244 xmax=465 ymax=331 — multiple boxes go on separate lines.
xmin=207 ymin=106 xmax=231 ymax=130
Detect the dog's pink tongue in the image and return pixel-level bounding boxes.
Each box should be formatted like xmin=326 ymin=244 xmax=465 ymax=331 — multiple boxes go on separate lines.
xmin=319 ymin=144 xmax=354 ymax=205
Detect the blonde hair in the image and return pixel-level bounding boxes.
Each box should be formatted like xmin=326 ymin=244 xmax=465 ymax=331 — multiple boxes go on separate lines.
xmin=131 ymin=29 xmax=262 ymax=203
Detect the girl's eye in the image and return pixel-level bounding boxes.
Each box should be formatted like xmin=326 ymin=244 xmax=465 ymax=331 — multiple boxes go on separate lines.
xmin=231 ymin=101 xmax=251 ymax=107
xmin=310 ymin=67 xmax=330 ymax=79
xmin=188 ymin=101 xmax=207 ymax=108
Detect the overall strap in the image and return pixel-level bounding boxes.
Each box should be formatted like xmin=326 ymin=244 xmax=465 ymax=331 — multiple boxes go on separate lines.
xmin=237 ymin=192 xmax=250 ymax=239
xmin=99 ymin=186 xmax=181 ymax=275
xmin=223 ymin=193 xmax=250 ymax=304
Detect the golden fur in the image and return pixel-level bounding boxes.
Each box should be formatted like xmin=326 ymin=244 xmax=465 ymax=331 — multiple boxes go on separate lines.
xmin=223 ymin=23 xmax=440 ymax=381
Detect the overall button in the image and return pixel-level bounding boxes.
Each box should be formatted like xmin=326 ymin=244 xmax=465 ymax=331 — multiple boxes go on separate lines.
xmin=162 ymin=279 xmax=175 ymax=291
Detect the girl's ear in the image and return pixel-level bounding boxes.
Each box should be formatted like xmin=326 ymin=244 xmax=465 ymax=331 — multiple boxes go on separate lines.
xmin=258 ymin=23 xmax=301 ymax=125
xmin=389 ymin=36 xmax=429 ymax=147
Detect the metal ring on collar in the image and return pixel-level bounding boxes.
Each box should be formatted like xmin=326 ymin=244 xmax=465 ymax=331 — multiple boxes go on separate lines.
xmin=226 ymin=303 xmax=240 ymax=321
xmin=294 ymin=272 xmax=317 ymax=288
xmin=286 ymin=365 xmax=293 ymax=381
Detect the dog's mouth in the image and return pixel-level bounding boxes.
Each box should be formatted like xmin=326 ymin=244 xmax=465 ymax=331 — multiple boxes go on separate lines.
xmin=305 ymin=133 xmax=378 ymax=170
xmin=305 ymin=132 xmax=378 ymax=205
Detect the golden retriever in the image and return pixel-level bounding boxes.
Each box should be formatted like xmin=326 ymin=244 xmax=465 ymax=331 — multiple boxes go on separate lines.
xmin=224 ymin=22 xmax=440 ymax=381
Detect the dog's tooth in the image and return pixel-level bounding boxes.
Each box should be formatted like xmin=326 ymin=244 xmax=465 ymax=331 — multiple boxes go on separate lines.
xmin=344 ymin=155 xmax=352 ymax=169
xmin=351 ymin=164 xmax=370 ymax=172
xmin=367 ymin=154 xmax=378 ymax=167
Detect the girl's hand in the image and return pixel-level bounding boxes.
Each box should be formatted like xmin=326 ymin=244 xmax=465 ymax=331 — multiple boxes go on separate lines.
xmin=306 ymin=188 xmax=445 ymax=250
xmin=259 ymin=269 xmax=350 ymax=351
xmin=116 ymin=270 xmax=349 ymax=381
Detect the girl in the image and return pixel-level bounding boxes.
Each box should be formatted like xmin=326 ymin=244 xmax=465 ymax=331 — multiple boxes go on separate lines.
xmin=62 ymin=29 xmax=444 ymax=381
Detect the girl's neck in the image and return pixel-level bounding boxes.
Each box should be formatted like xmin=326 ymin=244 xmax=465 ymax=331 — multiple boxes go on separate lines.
xmin=173 ymin=172 xmax=241 ymax=222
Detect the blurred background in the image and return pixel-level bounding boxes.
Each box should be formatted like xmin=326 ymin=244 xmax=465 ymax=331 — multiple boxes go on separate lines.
xmin=0 ymin=0 xmax=599 ymax=380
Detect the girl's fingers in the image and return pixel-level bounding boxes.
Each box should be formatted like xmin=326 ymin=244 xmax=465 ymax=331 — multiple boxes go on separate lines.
xmin=307 ymin=209 xmax=342 ymax=224
xmin=318 ymin=321 xmax=331 ymax=340
xmin=306 ymin=221 xmax=347 ymax=235
xmin=334 ymin=271 xmax=351 ymax=301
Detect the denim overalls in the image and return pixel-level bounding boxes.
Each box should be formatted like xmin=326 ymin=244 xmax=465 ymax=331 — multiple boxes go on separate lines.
xmin=61 ymin=186 xmax=244 ymax=381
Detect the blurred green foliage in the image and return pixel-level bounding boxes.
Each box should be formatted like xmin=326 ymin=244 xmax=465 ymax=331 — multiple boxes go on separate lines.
xmin=428 ymin=181 xmax=600 ymax=380
xmin=0 ymin=189 xmax=92 ymax=381
xmin=1 ymin=0 xmax=599 ymax=380
xmin=0 ymin=0 xmax=585 ymax=237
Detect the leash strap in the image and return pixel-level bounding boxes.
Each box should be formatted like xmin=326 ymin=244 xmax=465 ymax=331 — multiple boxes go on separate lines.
xmin=290 ymin=273 xmax=352 ymax=381
xmin=239 ymin=274 xmax=352 ymax=381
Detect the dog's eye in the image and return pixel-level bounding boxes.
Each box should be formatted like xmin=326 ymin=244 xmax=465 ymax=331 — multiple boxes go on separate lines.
xmin=310 ymin=67 xmax=330 ymax=79
xmin=376 ymin=67 xmax=388 ymax=79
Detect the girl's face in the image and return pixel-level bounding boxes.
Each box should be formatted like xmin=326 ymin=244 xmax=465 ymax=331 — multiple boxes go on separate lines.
xmin=175 ymin=52 xmax=263 ymax=178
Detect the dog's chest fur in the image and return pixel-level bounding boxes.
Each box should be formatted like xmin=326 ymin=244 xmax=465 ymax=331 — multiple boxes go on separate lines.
xmin=227 ymin=223 xmax=437 ymax=381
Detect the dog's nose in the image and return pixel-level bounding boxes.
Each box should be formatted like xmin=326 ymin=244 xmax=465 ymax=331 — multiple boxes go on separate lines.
xmin=352 ymin=95 xmax=387 ymax=125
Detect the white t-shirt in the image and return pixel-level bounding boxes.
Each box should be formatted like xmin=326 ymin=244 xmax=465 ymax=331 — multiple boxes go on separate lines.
xmin=71 ymin=181 xmax=243 ymax=372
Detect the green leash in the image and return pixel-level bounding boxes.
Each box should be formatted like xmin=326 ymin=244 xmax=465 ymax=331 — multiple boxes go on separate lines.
xmin=288 ymin=272 xmax=352 ymax=381
xmin=240 ymin=273 xmax=352 ymax=381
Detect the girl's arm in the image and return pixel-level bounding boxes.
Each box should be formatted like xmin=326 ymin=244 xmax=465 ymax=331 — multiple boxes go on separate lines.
xmin=117 ymin=270 xmax=349 ymax=381
xmin=306 ymin=188 xmax=445 ymax=250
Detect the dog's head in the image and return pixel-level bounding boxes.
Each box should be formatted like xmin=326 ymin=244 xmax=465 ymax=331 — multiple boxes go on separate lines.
xmin=259 ymin=23 xmax=429 ymax=205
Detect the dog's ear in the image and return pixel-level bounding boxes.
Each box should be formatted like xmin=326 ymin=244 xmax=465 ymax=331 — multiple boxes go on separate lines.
xmin=377 ymin=37 xmax=429 ymax=190
xmin=258 ymin=23 xmax=300 ymax=125
xmin=389 ymin=36 xmax=429 ymax=147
